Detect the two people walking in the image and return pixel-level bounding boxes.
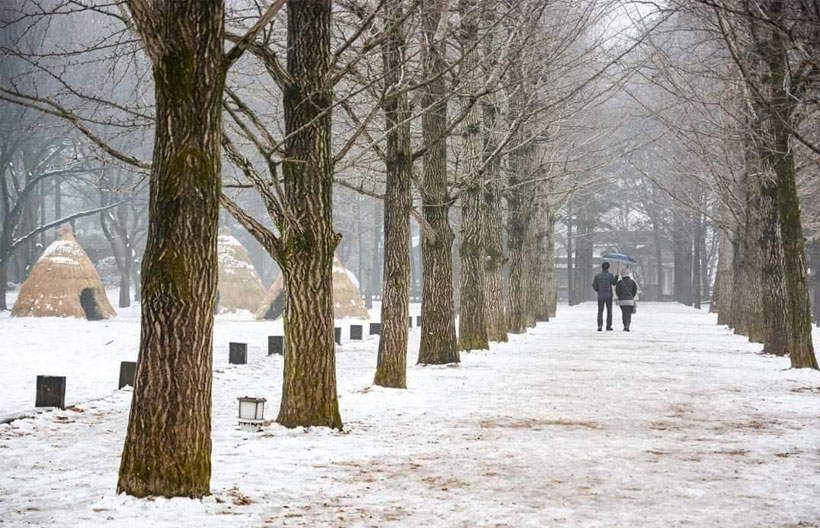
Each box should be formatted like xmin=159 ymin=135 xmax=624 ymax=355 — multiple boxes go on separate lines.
xmin=592 ymin=261 xmax=638 ymax=332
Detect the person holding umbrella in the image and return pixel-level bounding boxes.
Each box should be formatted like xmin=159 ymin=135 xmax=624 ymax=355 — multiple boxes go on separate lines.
xmin=592 ymin=261 xmax=618 ymax=331
xmin=616 ymin=270 xmax=639 ymax=331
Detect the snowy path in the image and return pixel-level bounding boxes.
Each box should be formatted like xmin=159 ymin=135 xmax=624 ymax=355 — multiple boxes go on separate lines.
xmin=1 ymin=303 xmax=820 ymax=527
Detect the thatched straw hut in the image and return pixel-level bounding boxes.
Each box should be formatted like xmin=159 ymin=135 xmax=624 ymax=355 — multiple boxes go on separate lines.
xmin=217 ymin=229 xmax=266 ymax=313
xmin=11 ymin=225 xmax=116 ymax=320
xmin=255 ymin=256 xmax=370 ymax=320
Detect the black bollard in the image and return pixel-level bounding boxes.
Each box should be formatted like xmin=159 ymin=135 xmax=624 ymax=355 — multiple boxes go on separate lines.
xmin=350 ymin=324 xmax=363 ymax=340
xmin=416 ymin=315 xmax=422 ymax=327
xmin=118 ymin=361 xmax=137 ymax=389
xmin=36 ymin=375 xmax=66 ymax=409
xmin=408 ymin=316 xmax=413 ymax=328
xmin=369 ymin=322 xmax=381 ymax=335
xmin=229 ymin=342 xmax=248 ymax=364
xmin=268 ymin=336 xmax=284 ymax=356
xmin=335 ymin=327 xmax=342 ymax=345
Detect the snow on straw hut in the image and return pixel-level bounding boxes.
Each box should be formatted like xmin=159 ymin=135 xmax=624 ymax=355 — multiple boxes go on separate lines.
xmin=11 ymin=224 xmax=116 ymax=320
xmin=255 ymin=255 xmax=370 ymax=320
xmin=217 ymin=228 xmax=266 ymax=314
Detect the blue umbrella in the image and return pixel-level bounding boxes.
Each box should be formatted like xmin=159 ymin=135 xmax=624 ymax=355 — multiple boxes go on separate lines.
xmin=601 ymin=253 xmax=637 ymax=276
xmin=601 ymin=252 xmax=637 ymax=264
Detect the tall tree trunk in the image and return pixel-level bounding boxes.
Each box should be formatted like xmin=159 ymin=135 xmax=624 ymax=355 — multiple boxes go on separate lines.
xmin=409 ymin=223 xmax=417 ymax=300
xmin=506 ymin=148 xmax=531 ymax=334
xmin=132 ymin=258 xmax=141 ymax=302
xmin=693 ymin=210 xmax=702 ymax=310
xmin=546 ymin=210 xmax=558 ymax=318
xmin=54 ymin=176 xmax=61 ymax=219
xmin=572 ymin=202 xmax=594 ymax=305
xmin=771 ymin=135 xmax=816 ymax=367
xmin=119 ymin=266 xmax=131 ymax=308
xmin=710 ymin=261 xmax=721 ymax=314
xmin=459 ymin=180 xmax=488 ymax=349
xmin=457 ymin=0 xmax=488 ymax=351
xmin=118 ymin=0 xmax=226 ymax=498
xmin=277 ymin=0 xmax=344 ymax=425
xmin=356 ymin=197 xmax=364 ymax=291
xmin=532 ymin=184 xmax=551 ymax=322
xmin=715 ymin=224 xmax=735 ymax=326
xmin=701 ymin=223 xmax=711 ymax=302
xmin=417 ymin=0 xmax=458 ymax=365
xmin=529 ymin=180 xmax=549 ymax=322
xmin=525 ymin=206 xmax=549 ymax=328
xmin=652 ymin=220 xmax=664 ymax=302
xmin=366 ymin=202 xmax=381 ymax=309
xmin=673 ymin=213 xmax=693 ymax=306
xmin=730 ymin=168 xmax=765 ymax=343
xmin=760 ymin=3 xmax=816 ymax=368
xmin=482 ymin=99 xmax=506 ymax=342
xmin=452 ymin=208 xmax=462 ymax=314
xmin=375 ymin=0 xmax=411 ymax=387
xmin=566 ymin=215 xmax=575 ymax=306
xmin=0 ymin=256 xmax=8 ymax=311
xmin=758 ymin=169 xmax=789 ymax=356
xmin=809 ymin=240 xmax=820 ymax=328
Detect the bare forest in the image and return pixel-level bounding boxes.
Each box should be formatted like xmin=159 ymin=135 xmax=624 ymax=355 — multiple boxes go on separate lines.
xmin=1 ymin=0 xmax=819 ymax=523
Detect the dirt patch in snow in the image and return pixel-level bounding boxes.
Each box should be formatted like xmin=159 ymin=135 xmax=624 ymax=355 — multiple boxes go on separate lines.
xmin=479 ymin=417 xmax=601 ymax=430
xmin=790 ymin=386 xmax=820 ymax=394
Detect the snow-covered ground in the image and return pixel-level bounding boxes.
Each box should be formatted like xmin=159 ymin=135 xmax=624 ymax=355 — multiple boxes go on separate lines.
xmin=1 ymin=299 xmax=820 ymax=527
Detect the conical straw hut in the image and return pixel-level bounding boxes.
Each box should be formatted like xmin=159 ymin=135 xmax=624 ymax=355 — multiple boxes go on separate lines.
xmin=11 ymin=224 xmax=116 ymax=320
xmin=255 ymin=255 xmax=370 ymax=320
xmin=217 ymin=228 xmax=266 ymax=313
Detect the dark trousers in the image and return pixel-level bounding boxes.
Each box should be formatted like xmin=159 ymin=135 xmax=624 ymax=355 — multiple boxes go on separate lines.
xmin=597 ymin=298 xmax=613 ymax=329
xmin=620 ymin=305 xmax=633 ymax=329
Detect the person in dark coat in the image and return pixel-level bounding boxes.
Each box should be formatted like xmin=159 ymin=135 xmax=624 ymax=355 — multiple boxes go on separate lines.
xmin=592 ymin=261 xmax=618 ymax=331
xmin=616 ymin=270 xmax=639 ymax=331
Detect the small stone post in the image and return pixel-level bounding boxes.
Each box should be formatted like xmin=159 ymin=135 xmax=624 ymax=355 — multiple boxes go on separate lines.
xmin=118 ymin=361 xmax=137 ymax=389
xmin=36 ymin=376 xmax=66 ymax=409
xmin=268 ymin=336 xmax=284 ymax=356
xmin=229 ymin=342 xmax=248 ymax=364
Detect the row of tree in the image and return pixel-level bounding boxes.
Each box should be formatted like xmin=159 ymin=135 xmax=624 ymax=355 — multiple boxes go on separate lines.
xmin=626 ymin=1 xmax=819 ymax=369
xmin=3 ymin=0 xmax=816 ymax=501
xmin=2 ymin=0 xmax=635 ymax=498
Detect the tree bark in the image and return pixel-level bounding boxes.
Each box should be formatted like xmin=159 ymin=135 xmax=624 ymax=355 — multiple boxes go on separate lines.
xmin=0 ymin=258 xmax=8 ymax=311
xmin=525 ymin=200 xmax=541 ymax=325
xmin=506 ymin=150 xmax=531 ymax=334
xmin=809 ymin=240 xmax=820 ymax=328
xmin=374 ymin=0 xmax=411 ymax=387
xmin=418 ymin=0 xmax=459 ymax=365
xmin=572 ymin=200 xmax=594 ymax=305
xmin=770 ymin=130 xmax=816 ymax=367
xmin=546 ymin=210 xmax=558 ymax=318
xmin=119 ymin=271 xmax=131 ymax=308
xmin=693 ymin=209 xmax=702 ymax=310
xmin=277 ymin=0 xmax=344 ymax=425
xmin=457 ymin=0 xmax=488 ymax=351
xmin=673 ymin=213 xmax=693 ymax=306
xmin=715 ymin=223 xmax=735 ymax=326
xmin=118 ymin=0 xmax=226 ymax=498
xmin=482 ymin=98 xmax=507 ymax=342
xmin=759 ymin=4 xmax=817 ymax=368
xmin=730 ymin=167 xmax=765 ymax=343
xmin=758 ymin=169 xmax=789 ymax=356
xmin=566 ymin=214 xmax=575 ymax=306
xmin=531 ymin=180 xmax=550 ymax=322
xmin=366 ymin=202 xmax=381 ymax=309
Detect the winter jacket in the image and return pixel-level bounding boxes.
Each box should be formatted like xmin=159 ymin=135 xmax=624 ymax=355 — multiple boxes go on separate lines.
xmin=592 ymin=271 xmax=618 ymax=299
xmin=616 ymin=277 xmax=638 ymax=306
